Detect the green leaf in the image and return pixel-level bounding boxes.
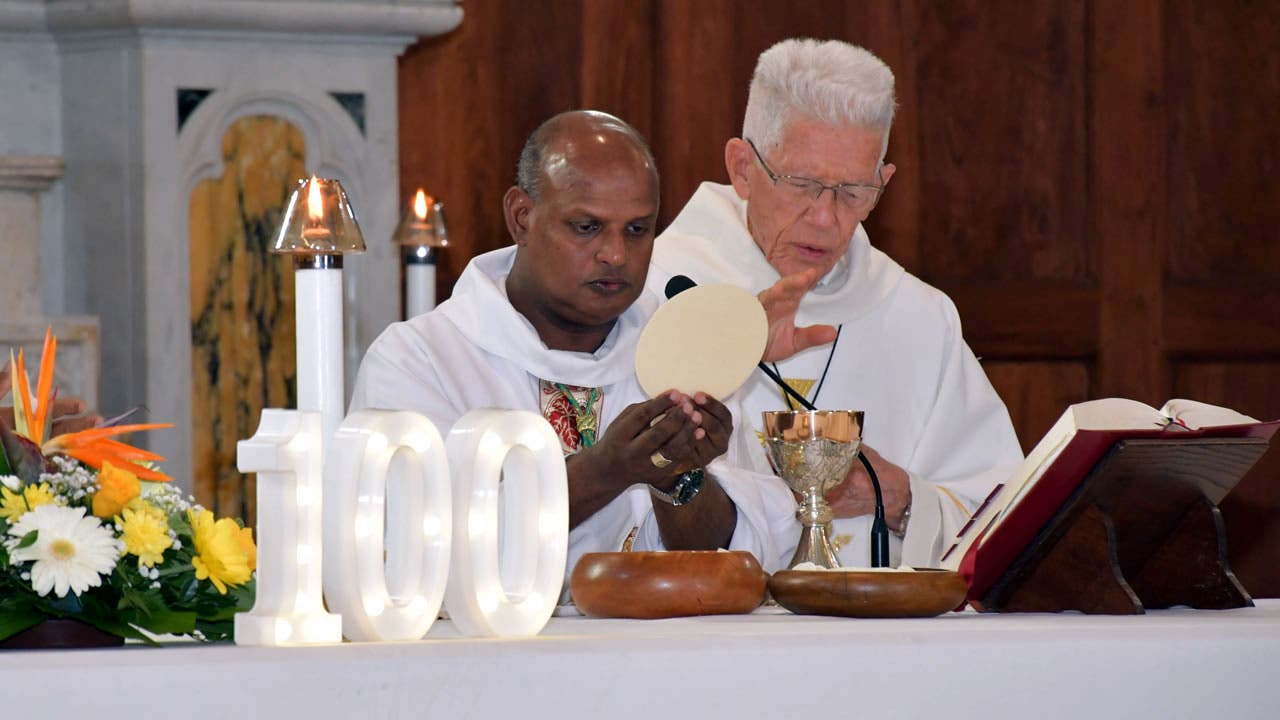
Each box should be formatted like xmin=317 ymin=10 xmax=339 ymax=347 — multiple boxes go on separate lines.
xmin=0 ymin=430 xmax=11 ymax=476
xmin=0 ymin=607 xmax=45 ymax=641
xmin=14 ymin=529 xmax=38 ymax=549
xmin=195 ymin=618 xmax=235 ymax=643
xmin=136 ymin=607 xmax=197 ymax=636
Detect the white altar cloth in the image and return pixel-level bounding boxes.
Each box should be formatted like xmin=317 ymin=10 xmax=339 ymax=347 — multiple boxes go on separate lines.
xmin=7 ymin=601 xmax=1279 ymax=719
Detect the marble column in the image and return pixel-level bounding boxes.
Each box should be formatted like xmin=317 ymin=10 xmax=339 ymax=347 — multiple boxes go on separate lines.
xmin=0 ymin=155 xmax=100 ymax=407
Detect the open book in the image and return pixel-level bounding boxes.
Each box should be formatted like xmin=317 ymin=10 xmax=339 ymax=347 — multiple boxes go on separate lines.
xmin=940 ymin=398 xmax=1279 ymax=603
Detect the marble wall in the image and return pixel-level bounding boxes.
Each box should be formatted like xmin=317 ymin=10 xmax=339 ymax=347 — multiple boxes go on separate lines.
xmin=0 ymin=155 xmax=99 ymax=410
xmin=189 ymin=117 xmax=305 ymax=523
xmin=0 ymin=1 xmax=463 ymax=518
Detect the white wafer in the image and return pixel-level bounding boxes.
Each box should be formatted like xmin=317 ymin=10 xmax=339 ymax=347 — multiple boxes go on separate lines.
xmin=635 ymin=283 xmax=767 ymax=399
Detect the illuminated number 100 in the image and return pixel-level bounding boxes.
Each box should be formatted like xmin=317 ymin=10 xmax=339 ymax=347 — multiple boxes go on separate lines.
xmin=233 ymin=408 xmax=568 ymax=645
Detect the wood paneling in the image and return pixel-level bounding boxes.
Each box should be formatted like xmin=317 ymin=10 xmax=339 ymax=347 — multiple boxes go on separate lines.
xmin=1165 ymin=288 xmax=1280 ymax=357
xmin=1092 ymin=0 xmax=1169 ymax=406
xmin=398 ymin=0 xmax=1280 ymax=593
xmin=1166 ymin=2 xmax=1280 ymax=284
xmin=947 ymin=285 xmax=1098 ymax=359
xmin=913 ymin=1 xmax=1088 ymax=284
xmin=653 ymin=0 xmax=740 ymax=223
xmin=985 ymin=362 xmax=1091 ymax=454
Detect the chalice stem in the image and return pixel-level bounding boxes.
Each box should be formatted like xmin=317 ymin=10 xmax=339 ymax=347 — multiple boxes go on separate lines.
xmin=790 ymin=490 xmax=840 ymax=569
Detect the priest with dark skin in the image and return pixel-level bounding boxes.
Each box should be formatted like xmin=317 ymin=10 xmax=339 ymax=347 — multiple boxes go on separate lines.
xmin=500 ymin=110 xmax=832 ymax=551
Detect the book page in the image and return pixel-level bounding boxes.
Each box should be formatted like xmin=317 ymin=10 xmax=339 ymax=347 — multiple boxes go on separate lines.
xmin=1070 ymin=397 xmax=1167 ymax=430
xmin=938 ymin=398 xmax=1163 ymax=572
xmin=1161 ymin=399 xmax=1259 ymax=429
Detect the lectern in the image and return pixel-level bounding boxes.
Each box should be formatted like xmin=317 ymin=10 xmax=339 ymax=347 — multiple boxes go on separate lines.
xmin=975 ymin=437 xmax=1271 ymax=614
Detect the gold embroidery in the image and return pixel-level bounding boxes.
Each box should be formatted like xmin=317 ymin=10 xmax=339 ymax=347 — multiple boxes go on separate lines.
xmin=938 ymin=486 xmax=972 ymax=516
xmin=780 ymin=378 xmax=816 ymax=407
xmin=621 ymin=526 xmax=640 ymax=552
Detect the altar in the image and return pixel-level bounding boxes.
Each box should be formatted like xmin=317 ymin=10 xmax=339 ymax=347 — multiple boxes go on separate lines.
xmin=8 ymin=602 xmax=1278 ymax=719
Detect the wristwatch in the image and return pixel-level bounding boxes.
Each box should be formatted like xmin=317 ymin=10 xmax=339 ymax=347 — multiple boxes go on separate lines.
xmin=649 ymin=468 xmax=706 ymax=507
xmin=892 ymin=497 xmax=912 ymax=538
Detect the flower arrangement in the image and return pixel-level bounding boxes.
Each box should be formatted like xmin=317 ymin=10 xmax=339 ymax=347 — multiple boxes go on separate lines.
xmin=0 ymin=330 xmax=256 ymax=645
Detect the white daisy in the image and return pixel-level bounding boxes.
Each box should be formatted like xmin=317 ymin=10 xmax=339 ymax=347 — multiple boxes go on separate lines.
xmin=7 ymin=504 xmax=123 ymax=598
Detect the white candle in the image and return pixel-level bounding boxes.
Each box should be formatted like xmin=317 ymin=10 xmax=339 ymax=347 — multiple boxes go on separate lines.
xmin=404 ymin=250 xmax=436 ymax=318
xmin=295 ymin=260 xmax=345 ymax=444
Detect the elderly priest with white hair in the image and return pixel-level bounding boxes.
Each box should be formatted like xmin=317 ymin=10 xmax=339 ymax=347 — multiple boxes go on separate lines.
xmin=649 ymin=38 xmax=1024 ymax=569
xmin=350 ymin=110 xmax=813 ymax=593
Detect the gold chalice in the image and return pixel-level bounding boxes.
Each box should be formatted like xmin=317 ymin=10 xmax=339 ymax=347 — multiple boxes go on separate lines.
xmin=762 ymin=410 xmax=863 ymax=569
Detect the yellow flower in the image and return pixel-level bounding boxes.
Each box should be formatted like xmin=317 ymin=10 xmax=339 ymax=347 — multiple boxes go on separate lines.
xmin=235 ymin=525 xmax=257 ymax=573
xmin=92 ymin=461 xmax=141 ymax=519
xmin=119 ymin=500 xmax=171 ymax=567
xmin=188 ymin=509 xmax=251 ymax=594
xmin=0 ymin=482 xmax=57 ymax=522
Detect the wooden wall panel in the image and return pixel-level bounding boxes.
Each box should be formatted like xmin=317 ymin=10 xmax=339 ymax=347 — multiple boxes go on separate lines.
xmin=1166 ymin=1 xmax=1280 ymax=284
xmin=652 ymin=0 xmax=740 ymax=224
xmin=984 ymin=362 xmax=1091 ymax=454
xmin=580 ymin=1 xmax=654 ymax=139
xmin=912 ymin=1 xmax=1088 ymax=284
xmin=1092 ymin=0 xmax=1169 ymax=406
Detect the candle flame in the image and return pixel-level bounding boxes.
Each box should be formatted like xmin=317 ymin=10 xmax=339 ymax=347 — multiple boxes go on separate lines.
xmin=413 ymin=189 xmax=431 ymax=220
xmin=307 ymin=176 xmax=324 ymax=222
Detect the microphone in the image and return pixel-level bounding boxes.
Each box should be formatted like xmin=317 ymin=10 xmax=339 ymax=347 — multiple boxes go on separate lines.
xmin=663 ymin=274 xmax=890 ymax=567
xmin=663 ymin=274 xmax=697 ymax=299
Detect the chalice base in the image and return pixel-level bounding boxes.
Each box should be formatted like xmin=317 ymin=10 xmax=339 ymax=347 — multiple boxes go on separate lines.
xmin=789 ymin=522 xmax=841 ymax=569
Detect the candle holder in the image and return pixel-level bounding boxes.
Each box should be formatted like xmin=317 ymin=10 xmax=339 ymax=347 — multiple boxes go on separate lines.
xmin=275 ymin=175 xmax=366 ymax=263
xmin=393 ymin=188 xmax=450 ymax=318
xmin=272 ymin=175 xmax=366 ymax=442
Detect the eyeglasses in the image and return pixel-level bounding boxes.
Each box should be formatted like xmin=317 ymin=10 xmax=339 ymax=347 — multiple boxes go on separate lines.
xmin=746 ymin=138 xmax=885 ymax=214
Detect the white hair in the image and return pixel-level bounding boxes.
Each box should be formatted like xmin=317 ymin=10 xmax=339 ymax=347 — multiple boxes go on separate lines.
xmin=742 ymin=39 xmax=896 ymax=157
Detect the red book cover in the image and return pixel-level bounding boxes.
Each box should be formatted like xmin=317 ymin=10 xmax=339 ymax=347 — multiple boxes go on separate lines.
xmin=959 ymin=420 xmax=1280 ymax=604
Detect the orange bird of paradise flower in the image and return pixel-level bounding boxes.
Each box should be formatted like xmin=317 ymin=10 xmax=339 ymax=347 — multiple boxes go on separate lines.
xmin=12 ymin=328 xmax=172 ymax=482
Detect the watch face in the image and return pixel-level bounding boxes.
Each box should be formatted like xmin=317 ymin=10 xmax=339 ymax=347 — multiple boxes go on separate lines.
xmin=673 ymin=469 xmax=705 ymax=505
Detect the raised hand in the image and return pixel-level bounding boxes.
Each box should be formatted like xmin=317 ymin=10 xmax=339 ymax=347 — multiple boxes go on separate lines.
xmin=584 ymin=392 xmax=692 ymax=486
xmin=757 ymin=268 xmax=838 ymax=362
xmin=824 ymin=444 xmax=912 ymax=530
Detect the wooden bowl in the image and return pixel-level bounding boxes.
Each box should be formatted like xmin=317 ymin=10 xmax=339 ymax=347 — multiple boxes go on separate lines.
xmin=768 ymin=568 xmax=967 ymax=618
xmin=570 ymin=551 xmax=768 ymax=619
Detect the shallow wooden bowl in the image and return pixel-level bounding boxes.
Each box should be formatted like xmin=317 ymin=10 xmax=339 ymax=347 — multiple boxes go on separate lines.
xmin=570 ymin=551 xmax=768 ymax=619
xmin=768 ymin=568 xmax=967 ymax=618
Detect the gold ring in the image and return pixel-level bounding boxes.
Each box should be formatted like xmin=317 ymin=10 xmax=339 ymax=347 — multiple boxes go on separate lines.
xmin=649 ymin=450 xmax=673 ymax=469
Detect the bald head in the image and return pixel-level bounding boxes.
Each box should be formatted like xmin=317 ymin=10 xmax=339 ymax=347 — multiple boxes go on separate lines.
xmin=502 ymin=110 xmax=660 ymax=352
xmin=516 ymin=110 xmax=658 ymax=202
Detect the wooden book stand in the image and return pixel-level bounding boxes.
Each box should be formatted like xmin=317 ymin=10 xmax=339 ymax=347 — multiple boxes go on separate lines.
xmin=977 ymin=437 xmax=1271 ymax=614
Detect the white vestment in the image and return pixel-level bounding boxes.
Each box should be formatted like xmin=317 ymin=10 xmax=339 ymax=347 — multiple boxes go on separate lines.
xmin=649 ymin=183 xmax=1024 ymax=568
xmin=349 ymin=246 xmax=798 ymax=596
